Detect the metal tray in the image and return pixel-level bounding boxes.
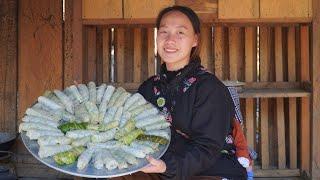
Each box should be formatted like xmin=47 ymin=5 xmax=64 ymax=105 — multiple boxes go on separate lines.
xmin=21 ymin=129 xmax=170 ymax=178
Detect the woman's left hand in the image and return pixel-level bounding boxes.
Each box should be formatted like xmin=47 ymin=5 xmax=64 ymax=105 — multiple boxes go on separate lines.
xmin=140 ymin=155 xmax=166 ymax=173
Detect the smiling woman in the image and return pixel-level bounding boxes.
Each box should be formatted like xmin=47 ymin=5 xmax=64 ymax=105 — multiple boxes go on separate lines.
xmin=111 ymin=5 xmax=247 ymax=180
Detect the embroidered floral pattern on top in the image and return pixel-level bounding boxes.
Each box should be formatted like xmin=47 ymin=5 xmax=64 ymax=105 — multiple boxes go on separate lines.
xmin=182 ymin=77 xmax=197 ymax=92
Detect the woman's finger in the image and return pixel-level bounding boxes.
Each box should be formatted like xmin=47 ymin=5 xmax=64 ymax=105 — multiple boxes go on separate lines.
xmin=146 ymin=156 xmax=160 ymax=165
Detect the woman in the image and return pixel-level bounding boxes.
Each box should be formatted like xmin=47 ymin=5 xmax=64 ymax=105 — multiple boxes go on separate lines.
xmin=114 ymin=5 xmax=247 ymax=180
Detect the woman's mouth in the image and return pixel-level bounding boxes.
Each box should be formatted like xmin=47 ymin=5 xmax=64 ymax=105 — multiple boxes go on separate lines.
xmin=164 ymin=48 xmax=178 ymax=53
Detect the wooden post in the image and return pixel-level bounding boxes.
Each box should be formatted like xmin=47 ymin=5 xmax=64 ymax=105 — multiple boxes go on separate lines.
xmin=200 ymin=26 xmax=212 ymax=71
xmin=300 ymin=25 xmax=310 ymax=176
xmin=133 ymin=28 xmax=142 ymax=83
xmin=244 ymin=27 xmax=256 ymax=154
xmin=287 ymin=26 xmax=297 ymax=169
xmin=214 ymin=26 xmax=225 ymax=80
xmin=260 ymin=27 xmax=271 ymax=169
xmin=115 ymin=28 xmax=125 ymax=83
xmin=0 ymin=0 xmax=17 ymax=133
xmin=274 ymin=26 xmax=286 ymax=169
xmin=312 ymin=0 xmax=320 ymax=178
xmin=64 ymin=0 xmax=83 ymax=87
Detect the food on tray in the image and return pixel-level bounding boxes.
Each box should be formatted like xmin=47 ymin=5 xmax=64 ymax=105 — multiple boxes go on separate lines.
xmin=19 ymin=81 xmax=170 ymax=172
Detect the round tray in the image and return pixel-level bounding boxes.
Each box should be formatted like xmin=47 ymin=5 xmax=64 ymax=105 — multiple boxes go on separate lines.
xmin=21 ymin=129 xmax=170 ymax=178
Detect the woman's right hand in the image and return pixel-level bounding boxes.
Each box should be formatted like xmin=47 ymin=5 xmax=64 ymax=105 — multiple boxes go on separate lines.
xmin=140 ymin=156 xmax=166 ymax=173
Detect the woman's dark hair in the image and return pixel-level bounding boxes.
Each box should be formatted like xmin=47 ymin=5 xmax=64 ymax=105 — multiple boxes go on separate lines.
xmin=156 ymin=6 xmax=201 ymax=61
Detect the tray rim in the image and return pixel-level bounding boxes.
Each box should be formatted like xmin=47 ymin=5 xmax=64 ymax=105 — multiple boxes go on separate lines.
xmin=20 ymin=128 xmax=171 ymax=178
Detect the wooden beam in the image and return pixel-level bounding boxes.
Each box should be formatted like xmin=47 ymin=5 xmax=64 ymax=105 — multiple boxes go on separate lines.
xmin=200 ymin=26 xmax=212 ymax=70
xmin=254 ymin=168 xmax=300 ymax=177
xmin=115 ymin=28 xmax=125 ymax=83
xmin=244 ymin=27 xmax=256 ymax=153
xmin=239 ymin=89 xmax=310 ymax=98
xmin=85 ymin=27 xmax=97 ymax=82
xmin=102 ymin=28 xmax=111 ymax=82
xmin=124 ymin=0 xmax=174 ymax=19
xmin=229 ymin=27 xmax=243 ymax=81
xmin=82 ymin=17 xmax=312 ymax=26
xmin=260 ymin=27 xmax=271 ymax=169
xmin=82 ymin=0 xmax=122 ymax=19
xmin=0 ymin=0 xmax=17 ymax=133
xmin=214 ymin=26 xmax=224 ymax=80
xmin=219 ymin=0 xmax=259 ymax=19
xmin=133 ymin=28 xmax=142 ymax=83
xmin=260 ymin=0 xmax=310 ymax=18
xmin=300 ymin=25 xmax=311 ymax=176
xmin=147 ymin=28 xmax=155 ymax=77
xmin=287 ymin=26 xmax=297 ymax=169
xmin=275 ymin=26 xmax=286 ymax=169
xmin=64 ymin=0 xmax=83 ymax=87
xmin=312 ymin=0 xmax=320 ymax=178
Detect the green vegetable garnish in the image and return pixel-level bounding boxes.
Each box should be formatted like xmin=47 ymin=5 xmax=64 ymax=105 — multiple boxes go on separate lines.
xmin=58 ymin=122 xmax=88 ymax=133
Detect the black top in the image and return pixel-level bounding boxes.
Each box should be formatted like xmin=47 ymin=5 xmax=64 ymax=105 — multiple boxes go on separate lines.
xmin=138 ymin=60 xmax=238 ymax=179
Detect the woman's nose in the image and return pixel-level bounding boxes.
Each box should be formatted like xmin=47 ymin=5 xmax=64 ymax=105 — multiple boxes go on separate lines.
xmin=165 ymin=33 xmax=177 ymax=43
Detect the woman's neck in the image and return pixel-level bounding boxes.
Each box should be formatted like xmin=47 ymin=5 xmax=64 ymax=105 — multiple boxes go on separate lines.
xmin=165 ymin=60 xmax=189 ymax=71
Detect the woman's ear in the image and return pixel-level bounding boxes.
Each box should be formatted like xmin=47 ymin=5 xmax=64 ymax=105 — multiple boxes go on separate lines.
xmin=192 ymin=34 xmax=199 ymax=47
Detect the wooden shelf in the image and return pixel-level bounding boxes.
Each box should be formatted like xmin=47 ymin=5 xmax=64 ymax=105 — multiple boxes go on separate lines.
xmin=239 ymin=88 xmax=310 ymax=98
xmin=254 ymin=168 xmax=300 ymax=177
xmin=110 ymin=82 xmax=311 ymax=98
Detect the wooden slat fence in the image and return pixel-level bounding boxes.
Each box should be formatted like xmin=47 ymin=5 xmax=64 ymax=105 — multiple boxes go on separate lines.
xmin=81 ymin=24 xmax=311 ymax=177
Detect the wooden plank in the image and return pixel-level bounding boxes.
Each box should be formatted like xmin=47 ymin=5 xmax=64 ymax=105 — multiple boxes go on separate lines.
xmin=300 ymin=25 xmax=311 ymax=176
xmin=275 ymin=26 xmax=286 ymax=169
xmin=124 ymin=0 xmax=174 ymax=19
xmin=239 ymin=89 xmax=310 ymax=98
xmin=133 ymin=28 xmax=142 ymax=83
xmin=260 ymin=27 xmax=271 ymax=169
xmin=0 ymin=0 xmax=17 ymax=132
xmin=312 ymin=0 xmax=320 ymax=178
xmin=229 ymin=27 xmax=243 ymax=81
xmin=219 ymin=0 xmax=259 ymax=19
xmin=82 ymin=17 xmax=312 ymax=26
xmin=260 ymin=0 xmax=310 ymax=18
xmin=245 ymin=27 xmax=257 ymax=82
xmin=214 ymin=26 xmax=224 ymax=80
xmin=176 ymin=0 xmax=217 ymax=13
xmin=260 ymin=98 xmax=270 ymax=169
xmin=18 ymin=0 xmax=63 ymax=119
xmin=64 ymin=0 xmax=83 ymax=87
xmin=82 ymin=0 xmax=122 ymax=19
xmin=287 ymin=26 xmax=297 ymax=169
xmin=176 ymin=0 xmax=218 ymax=21
xmin=200 ymin=26 xmax=212 ymax=71
xmin=85 ymin=27 xmax=97 ymax=82
xmin=96 ymin=27 xmax=103 ymax=84
xmin=115 ymin=28 xmax=125 ymax=83
xmin=16 ymin=163 xmax=71 ymax=179
xmin=147 ymin=28 xmax=155 ymax=77
xmin=102 ymin=28 xmax=110 ymax=82
xmin=260 ymin=27 xmax=271 ymax=82
xmin=124 ymin=28 xmax=134 ymax=83
xmin=244 ymin=27 xmax=256 ymax=150
xmin=244 ymin=82 xmax=306 ymax=89
xmin=254 ymin=168 xmax=300 ymax=177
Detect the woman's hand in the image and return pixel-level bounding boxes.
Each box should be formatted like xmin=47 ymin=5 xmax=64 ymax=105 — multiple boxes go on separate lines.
xmin=140 ymin=156 xmax=166 ymax=173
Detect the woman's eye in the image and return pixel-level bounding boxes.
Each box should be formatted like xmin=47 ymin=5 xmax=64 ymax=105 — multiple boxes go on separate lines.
xmin=159 ymin=31 xmax=167 ymax=34
xmin=178 ymin=31 xmax=185 ymax=35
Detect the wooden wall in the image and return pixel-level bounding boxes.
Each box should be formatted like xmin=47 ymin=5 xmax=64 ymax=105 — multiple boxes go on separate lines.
xmin=0 ymin=0 xmax=319 ymax=179
xmin=0 ymin=0 xmax=17 ymax=134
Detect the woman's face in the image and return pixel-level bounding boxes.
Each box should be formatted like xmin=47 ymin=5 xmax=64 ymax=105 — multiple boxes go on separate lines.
xmin=157 ymin=11 xmax=198 ymax=71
